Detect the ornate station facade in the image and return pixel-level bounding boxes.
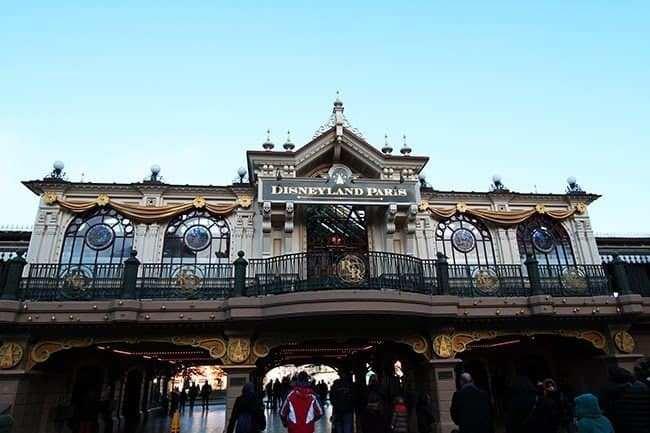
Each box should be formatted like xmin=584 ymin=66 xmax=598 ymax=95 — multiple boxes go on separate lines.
xmin=0 ymin=98 xmax=649 ymax=433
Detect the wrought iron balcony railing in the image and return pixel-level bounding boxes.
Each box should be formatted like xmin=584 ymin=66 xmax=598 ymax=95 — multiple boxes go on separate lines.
xmin=1 ymin=251 xmax=647 ymax=301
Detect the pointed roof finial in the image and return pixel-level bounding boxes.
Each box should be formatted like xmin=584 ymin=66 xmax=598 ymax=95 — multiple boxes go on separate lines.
xmin=381 ymin=133 xmax=393 ymax=154
xmin=283 ymin=129 xmax=295 ymax=151
xmin=334 ymin=90 xmax=343 ymax=107
xmin=400 ymin=134 xmax=412 ymax=156
xmin=262 ymin=128 xmax=274 ymax=151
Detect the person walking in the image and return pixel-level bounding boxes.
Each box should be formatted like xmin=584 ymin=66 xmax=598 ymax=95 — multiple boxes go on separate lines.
xmin=599 ymin=366 xmax=650 ymax=433
xmin=416 ymin=393 xmax=435 ymax=433
xmin=331 ymin=374 xmax=355 ymax=433
xmin=389 ymin=396 xmax=409 ymax=433
xmin=361 ymin=383 xmax=389 ymax=433
xmin=227 ymin=382 xmax=266 ymax=433
xmin=169 ymin=387 xmax=180 ymax=416
xmin=180 ymin=388 xmax=188 ymax=413
xmin=200 ymin=380 xmax=213 ymax=412
xmin=450 ymin=373 xmax=494 ymax=433
xmin=280 ymin=371 xmax=323 ymax=433
xmin=506 ymin=376 xmax=558 ymax=433
xmin=188 ymin=384 xmax=198 ymax=411
xmin=574 ymin=394 xmax=613 ymax=433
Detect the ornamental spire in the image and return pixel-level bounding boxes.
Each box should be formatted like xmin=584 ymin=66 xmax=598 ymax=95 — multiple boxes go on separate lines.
xmin=262 ymin=129 xmax=274 ymax=151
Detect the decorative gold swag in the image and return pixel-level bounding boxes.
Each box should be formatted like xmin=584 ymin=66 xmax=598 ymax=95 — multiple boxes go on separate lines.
xmin=419 ymin=200 xmax=587 ymax=226
xmin=43 ymin=192 xmax=252 ymax=224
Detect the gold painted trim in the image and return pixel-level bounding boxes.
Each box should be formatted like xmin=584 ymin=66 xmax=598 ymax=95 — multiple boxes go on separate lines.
xmin=443 ymin=329 xmax=607 ymax=358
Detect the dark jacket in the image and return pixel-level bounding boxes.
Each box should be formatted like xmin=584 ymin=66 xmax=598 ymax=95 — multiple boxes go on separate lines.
xmin=390 ymin=403 xmax=408 ymax=433
xmin=506 ymin=376 xmax=558 ymax=433
xmin=599 ymin=368 xmax=650 ymax=433
xmin=574 ymin=393 xmax=613 ymax=433
xmin=450 ymin=384 xmax=494 ymax=433
xmin=227 ymin=383 xmax=266 ymax=433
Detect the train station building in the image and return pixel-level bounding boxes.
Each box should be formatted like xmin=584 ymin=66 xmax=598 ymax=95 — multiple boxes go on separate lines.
xmin=0 ymin=97 xmax=649 ymax=433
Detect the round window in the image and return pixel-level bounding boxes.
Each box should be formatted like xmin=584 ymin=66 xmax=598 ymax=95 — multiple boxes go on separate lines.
xmin=532 ymin=228 xmax=555 ymax=253
xmin=85 ymin=224 xmax=114 ymax=250
xmin=452 ymin=228 xmax=476 ymax=253
xmin=183 ymin=225 xmax=211 ymax=251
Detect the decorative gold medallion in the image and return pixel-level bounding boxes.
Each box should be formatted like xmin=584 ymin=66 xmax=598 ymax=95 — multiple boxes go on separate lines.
xmin=0 ymin=343 xmax=24 ymax=369
xmin=237 ymin=196 xmax=253 ymax=209
xmin=561 ymin=268 xmax=588 ymax=291
xmin=614 ymin=331 xmax=635 ymax=354
xmin=418 ymin=200 xmax=430 ymax=212
xmin=227 ymin=338 xmax=251 ymax=363
xmin=456 ymin=202 xmax=468 ymax=213
xmin=432 ymin=335 xmax=454 ymax=359
xmin=43 ymin=191 xmax=58 ymax=205
xmin=535 ymin=203 xmax=546 ymax=214
xmin=174 ymin=268 xmax=202 ymax=295
xmin=336 ymin=254 xmax=367 ymax=284
xmin=473 ymin=268 xmax=499 ymax=292
xmin=192 ymin=196 xmax=207 ymax=208
xmin=96 ymin=194 xmax=110 ymax=207
xmin=575 ymin=203 xmax=587 ymax=214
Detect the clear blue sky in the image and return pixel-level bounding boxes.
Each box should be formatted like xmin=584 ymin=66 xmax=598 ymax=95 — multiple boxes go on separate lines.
xmin=1 ymin=1 xmax=648 ymax=234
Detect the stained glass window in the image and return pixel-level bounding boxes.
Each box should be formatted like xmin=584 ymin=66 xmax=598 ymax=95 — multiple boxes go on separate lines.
xmin=59 ymin=207 xmax=134 ymax=267
xmin=435 ymin=213 xmax=496 ymax=266
xmin=162 ymin=210 xmax=230 ymax=265
xmin=516 ymin=215 xmax=575 ymax=266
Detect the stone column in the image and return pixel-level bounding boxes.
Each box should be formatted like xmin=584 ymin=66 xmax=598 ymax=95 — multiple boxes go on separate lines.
xmin=430 ymin=358 xmax=461 ymax=433
xmin=222 ymin=366 xmax=256 ymax=429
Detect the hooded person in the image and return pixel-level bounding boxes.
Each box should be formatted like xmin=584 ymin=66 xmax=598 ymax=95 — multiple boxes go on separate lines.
xmin=280 ymin=371 xmax=323 ymax=433
xmin=227 ymin=382 xmax=266 ymax=433
xmin=599 ymin=366 xmax=650 ymax=433
xmin=574 ymin=393 xmax=613 ymax=433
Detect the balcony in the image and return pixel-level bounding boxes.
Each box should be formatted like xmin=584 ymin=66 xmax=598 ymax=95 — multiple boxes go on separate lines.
xmin=0 ymin=251 xmax=647 ymax=302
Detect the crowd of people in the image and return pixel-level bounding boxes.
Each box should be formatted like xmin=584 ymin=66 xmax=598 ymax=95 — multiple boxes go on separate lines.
xmin=228 ymin=364 xmax=650 ymax=433
xmin=451 ymin=367 xmax=650 ymax=433
xmin=229 ymin=370 xmax=434 ymax=433
xmin=164 ymin=380 xmax=214 ymax=415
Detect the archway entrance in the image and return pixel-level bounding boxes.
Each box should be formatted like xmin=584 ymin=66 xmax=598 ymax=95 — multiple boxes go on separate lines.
xmin=455 ymin=334 xmax=607 ymax=433
xmin=254 ymin=339 xmax=432 ymax=433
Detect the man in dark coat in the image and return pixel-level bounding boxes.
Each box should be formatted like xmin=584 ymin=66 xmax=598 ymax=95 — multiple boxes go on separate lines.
xmin=450 ymin=373 xmax=494 ymax=433
xmin=599 ymin=367 xmax=650 ymax=433
xmin=226 ymin=382 xmax=266 ymax=433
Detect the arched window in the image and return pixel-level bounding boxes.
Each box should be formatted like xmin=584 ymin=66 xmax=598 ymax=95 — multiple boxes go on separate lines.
xmin=435 ymin=213 xmax=496 ymax=266
xmin=162 ymin=210 xmax=230 ymax=265
xmin=516 ymin=215 xmax=575 ymax=266
xmin=60 ymin=207 xmax=134 ymax=267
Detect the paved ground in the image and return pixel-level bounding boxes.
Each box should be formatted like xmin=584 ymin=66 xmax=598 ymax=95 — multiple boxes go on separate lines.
xmin=140 ymin=403 xmax=334 ymax=433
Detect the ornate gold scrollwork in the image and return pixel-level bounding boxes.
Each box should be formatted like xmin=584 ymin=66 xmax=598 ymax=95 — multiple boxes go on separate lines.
xmin=29 ymin=338 xmax=94 ymax=368
xmin=397 ymin=336 xmax=429 ymax=355
xmin=456 ymin=202 xmax=468 ymax=213
xmin=444 ymin=329 xmax=608 ymax=357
